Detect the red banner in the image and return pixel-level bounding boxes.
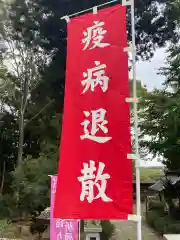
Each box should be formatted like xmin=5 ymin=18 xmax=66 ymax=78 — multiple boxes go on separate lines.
xmin=54 ymin=4 xmax=132 ymax=220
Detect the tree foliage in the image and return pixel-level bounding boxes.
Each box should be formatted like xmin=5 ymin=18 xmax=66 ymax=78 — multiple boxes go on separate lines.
xmin=10 ymin=0 xmax=179 ymax=58
xmin=7 ymin=0 xmax=180 ymax=116
xmin=0 ymin=141 xmax=58 ymax=218
xmin=140 ymin=44 xmax=180 ymax=170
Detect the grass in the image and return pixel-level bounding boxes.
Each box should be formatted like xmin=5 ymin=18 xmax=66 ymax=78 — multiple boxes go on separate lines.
xmin=140 ymin=168 xmax=163 ymax=182
xmin=0 ymin=222 xmax=20 ymax=238
xmin=0 ymin=221 xmax=32 ymax=239
xmin=147 ymin=209 xmax=180 ymax=235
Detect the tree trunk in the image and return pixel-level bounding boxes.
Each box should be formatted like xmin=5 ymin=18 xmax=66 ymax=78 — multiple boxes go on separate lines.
xmin=17 ymin=77 xmax=29 ymax=166
xmin=0 ymin=161 xmax=5 ymax=195
xmin=17 ymin=110 xmax=24 ymax=166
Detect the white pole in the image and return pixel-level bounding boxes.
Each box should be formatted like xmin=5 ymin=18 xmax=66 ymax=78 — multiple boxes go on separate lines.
xmin=61 ymin=0 xmax=118 ymax=19
xmin=78 ymin=220 xmax=81 ymax=240
xmin=130 ymin=1 xmax=142 ymax=240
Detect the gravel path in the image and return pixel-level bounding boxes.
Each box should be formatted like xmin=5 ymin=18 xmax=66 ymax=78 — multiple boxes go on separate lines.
xmin=111 ymin=203 xmax=161 ymax=240
xmin=112 ymin=220 xmax=161 ymax=240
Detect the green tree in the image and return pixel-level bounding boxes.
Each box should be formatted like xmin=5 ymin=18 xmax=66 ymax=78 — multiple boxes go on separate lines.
xmin=11 ymin=141 xmax=58 ymax=218
xmin=0 ymin=41 xmax=49 ymax=167
xmin=139 ymin=44 xmax=180 ymax=170
xmin=7 ymin=0 xmax=180 ymax=116
xmin=0 ymin=113 xmax=18 ymax=195
xmin=0 ymin=1 xmax=58 ymax=167
xmin=0 ymin=0 xmax=61 ymax=203
xmin=10 ymin=0 xmax=179 ymax=58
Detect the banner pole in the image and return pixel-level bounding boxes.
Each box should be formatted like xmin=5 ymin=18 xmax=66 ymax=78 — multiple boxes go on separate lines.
xmin=130 ymin=0 xmax=142 ymax=240
xmin=60 ymin=0 xmax=118 ymax=19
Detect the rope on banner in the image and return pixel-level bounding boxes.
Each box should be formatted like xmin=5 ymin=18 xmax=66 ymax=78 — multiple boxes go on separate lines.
xmin=123 ymin=0 xmax=142 ymax=240
xmin=61 ymin=16 xmax=70 ymax=22
xmin=60 ymin=0 xmax=119 ymax=21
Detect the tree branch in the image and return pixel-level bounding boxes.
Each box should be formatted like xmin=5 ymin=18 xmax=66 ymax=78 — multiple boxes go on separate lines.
xmin=24 ymin=99 xmax=55 ymax=128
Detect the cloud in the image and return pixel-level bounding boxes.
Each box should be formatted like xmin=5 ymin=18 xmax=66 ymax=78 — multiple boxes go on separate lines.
xmin=136 ymin=48 xmax=167 ymax=91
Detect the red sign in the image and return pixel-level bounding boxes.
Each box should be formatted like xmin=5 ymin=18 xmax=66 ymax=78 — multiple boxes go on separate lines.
xmin=54 ymin=4 xmax=132 ymax=220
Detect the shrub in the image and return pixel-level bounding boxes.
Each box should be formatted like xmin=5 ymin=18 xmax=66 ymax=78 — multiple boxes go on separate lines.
xmin=153 ymin=216 xmax=172 ymax=235
xmin=0 ymin=194 xmax=17 ymax=218
xmin=146 ymin=210 xmax=160 ymax=227
xmin=164 ymin=222 xmax=180 ymax=234
xmin=147 ymin=209 xmax=180 ymax=235
xmin=148 ymin=200 xmax=164 ymax=211
xmin=100 ymin=221 xmax=115 ymax=240
xmin=30 ymin=218 xmax=47 ymax=240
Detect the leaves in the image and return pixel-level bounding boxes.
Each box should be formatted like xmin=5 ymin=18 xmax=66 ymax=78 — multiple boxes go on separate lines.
xmin=139 ymin=42 xmax=180 ymax=170
xmin=11 ymin=142 xmax=58 ymax=217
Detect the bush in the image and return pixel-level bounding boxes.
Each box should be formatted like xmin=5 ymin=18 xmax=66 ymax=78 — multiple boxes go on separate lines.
xmin=148 ymin=200 xmax=164 ymax=211
xmin=164 ymin=222 xmax=180 ymax=234
xmin=153 ymin=216 xmax=172 ymax=234
xmin=30 ymin=218 xmax=47 ymax=240
xmin=147 ymin=209 xmax=180 ymax=235
xmin=100 ymin=221 xmax=115 ymax=240
xmin=146 ymin=210 xmax=160 ymax=227
xmin=0 ymin=194 xmax=17 ymax=218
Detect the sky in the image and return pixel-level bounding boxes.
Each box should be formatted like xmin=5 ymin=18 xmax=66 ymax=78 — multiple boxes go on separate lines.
xmin=136 ymin=48 xmax=167 ymax=91
xmin=136 ymin=47 xmax=167 ymax=167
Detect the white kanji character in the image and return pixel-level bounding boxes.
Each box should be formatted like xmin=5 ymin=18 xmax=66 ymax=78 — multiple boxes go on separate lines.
xmin=80 ymin=108 xmax=112 ymax=143
xmin=82 ymin=21 xmax=110 ymax=50
xmin=56 ymin=220 xmax=65 ymax=228
xmin=56 ymin=220 xmax=61 ymax=228
xmin=78 ymin=160 xmax=113 ymax=203
xmin=81 ymin=61 xmax=109 ymax=94
xmin=57 ymin=232 xmax=62 ymax=240
xmin=64 ymin=233 xmax=73 ymax=240
xmin=65 ymin=221 xmax=73 ymax=233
